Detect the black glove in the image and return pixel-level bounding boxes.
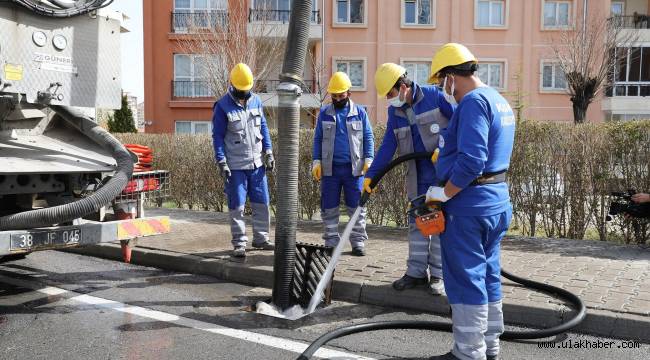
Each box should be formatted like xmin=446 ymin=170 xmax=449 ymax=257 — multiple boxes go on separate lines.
xmin=264 ymin=152 xmax=275 ymax=171
xmin=218 ymin=161 xmax=231 ymax=178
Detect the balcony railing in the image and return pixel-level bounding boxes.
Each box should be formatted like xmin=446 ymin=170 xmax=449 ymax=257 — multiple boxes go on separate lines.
xmin=172 ymin=80 xmax=213 ymax=99
xmin=171 ymin=11 xmax=228 ymax=33
xmin=248 ymin=9 xmax=321 ymax=24
xmin=608 ymin=15 xmax=650 ymax=29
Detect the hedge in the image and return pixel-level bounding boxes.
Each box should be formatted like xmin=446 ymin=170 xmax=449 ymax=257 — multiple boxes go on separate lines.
xmin=116 ymin=120 xmax=650 ymax=244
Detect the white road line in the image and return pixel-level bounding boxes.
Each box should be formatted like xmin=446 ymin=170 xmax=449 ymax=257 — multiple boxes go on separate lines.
xmin=0 ymin=274 xmax=375 ymax=360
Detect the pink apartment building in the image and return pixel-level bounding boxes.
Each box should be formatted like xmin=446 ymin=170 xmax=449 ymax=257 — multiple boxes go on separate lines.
xmin=144 ymin=0 xmax=650 ymax=134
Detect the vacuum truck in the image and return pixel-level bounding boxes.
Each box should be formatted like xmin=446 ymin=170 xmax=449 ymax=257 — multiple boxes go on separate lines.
xmin=0 ymin=0 xmax=169 ymax=263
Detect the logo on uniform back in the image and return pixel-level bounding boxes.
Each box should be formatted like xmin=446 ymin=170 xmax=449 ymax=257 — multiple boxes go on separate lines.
xmin=496 ymin=103 xmax=515 ymax=126
xmin=495 ymin=103 xmax=512 ymax=113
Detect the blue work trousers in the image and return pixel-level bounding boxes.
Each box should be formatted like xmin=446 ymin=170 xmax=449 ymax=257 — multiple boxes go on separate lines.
xmin=441 ymin=207 xmax=512 ymax=360
xmin=320 ymin=163 xmax=367 ymax=248
xmin=225 ymin=167 xmax=270 ymax=247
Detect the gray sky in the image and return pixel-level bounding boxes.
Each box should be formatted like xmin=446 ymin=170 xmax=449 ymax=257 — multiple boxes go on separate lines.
xmin=110 ymin=0 xmax=144 ymax=103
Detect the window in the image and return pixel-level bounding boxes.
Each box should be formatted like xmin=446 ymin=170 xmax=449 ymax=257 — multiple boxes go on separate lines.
xmin=252 ymin=0 xmax=318 ymax=11
xmin=254 ymin=0 xmax=291 ymax=11
xmin=173 ymin=54 xmax=212 ymax=98
xmin=252 ymin=0 xmax=290 ymax=22
xmin=252 ymin=0 xmax=319 ymax=23
xmin=335 ymin=0 xmax=364 ymax=25
xmin=611 ymin=1 xmax=624 ymax=16
xmin=541 ymin=62 xmax=567 ymax=91
xmin=334 ymin=59 xmax=366 ymax=90
xmin=173 ymin=0 xmax=228 ymax=31
xmin=403 ymin=0 xmax=433 ymax=26
xmin=174 ymin=0 xmax=227 ymax=11
xmin=476 ymin=0 xmax=505 ymax=27
xmin=175 ymin=121 xmax=213 ymax=134
xmin=402 ymin=61 xmax=431 ymax=86
xmin=478 ymin=62 xmax=504 ymax=89
xmin=543 ymin=1 xmax=571 ymax=28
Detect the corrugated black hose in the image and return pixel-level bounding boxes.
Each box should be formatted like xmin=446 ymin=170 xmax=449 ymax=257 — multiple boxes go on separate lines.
xmin=6 ymin=0 xmax=114 ymax=18
xmin=271 ymin=0 xmax=312 ymax=310
xmin=297 ymin=152 xmax=586 ymax=360
xmin=0 ymin=105 xmax=133 ymax=230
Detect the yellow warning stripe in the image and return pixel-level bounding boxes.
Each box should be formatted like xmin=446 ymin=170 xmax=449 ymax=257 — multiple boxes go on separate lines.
xmin=117 ymin=217 xmax=170 ymax=240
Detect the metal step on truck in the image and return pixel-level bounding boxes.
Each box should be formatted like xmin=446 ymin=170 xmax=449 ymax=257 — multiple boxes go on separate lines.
xmin=0 ymin=0 xmax=170 ymax=263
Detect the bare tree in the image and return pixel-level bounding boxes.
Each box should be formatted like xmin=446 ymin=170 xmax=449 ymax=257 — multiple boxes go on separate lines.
xmin=307 ymin=47 xmax=328 ymax=107
xmin=175 ymin=2 xmax=287 ymax=100
xmin=503 ymin=65 xmax=528 ymax=124
xmin=549 ymin=10 xmax=636 ymax=123
xmin=301 ymin=46 xmax=329 ymax=127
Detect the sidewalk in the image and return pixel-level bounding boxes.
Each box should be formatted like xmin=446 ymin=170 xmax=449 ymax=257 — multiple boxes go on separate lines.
xmin=70 ymin=208 xmax=650 ymax=341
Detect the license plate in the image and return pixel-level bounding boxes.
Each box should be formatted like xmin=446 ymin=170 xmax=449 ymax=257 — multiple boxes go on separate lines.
xmin=10 ymin=228 xmax=82 ymax=251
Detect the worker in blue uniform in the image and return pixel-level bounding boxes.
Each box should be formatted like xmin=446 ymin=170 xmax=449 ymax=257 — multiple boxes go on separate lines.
xmin=364 ymin=63 xmax=454 ymax=294
xmin=312 ymin=72 xmax=374 ymax=256
xmin=212 ymin=63 xmax=275 ymax=258
xmin=425 ymin=44 xmax=516 ymax=360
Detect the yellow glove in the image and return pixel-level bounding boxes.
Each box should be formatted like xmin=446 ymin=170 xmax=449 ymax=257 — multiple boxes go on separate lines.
xmin=312 ymin=161 xmax=321 ymax=181
xmin=362 ymin=158 xmax=373 ymax=175
xmin=363 ymin=177 xmax=375 ymax=194
xmin=431 ymin=148 xmax=440 ymax=164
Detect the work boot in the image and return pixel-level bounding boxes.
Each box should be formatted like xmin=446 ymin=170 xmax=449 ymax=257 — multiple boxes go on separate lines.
xmin=429 ymin=352 xmax=460 ymax=360
xmin=392 ymin=274 xmax=427 ymax=291
xmin=351 ymin=247 xmax=366 ymax=256
xmin=232 ymin=246 xmax=246 ymax=258
xmin=252 ymin=241 xmax=275 ymax=250
xmin=429 ymin=276 xmax=445 ymax=296
xmin=487 ymin=354 xmax=499 ymax=360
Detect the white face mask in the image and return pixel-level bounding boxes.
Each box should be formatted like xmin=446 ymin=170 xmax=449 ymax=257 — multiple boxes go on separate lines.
xmin=442 ymin=76 xmax=457 ymax=106
xmin=387 ymin=95 xmax=406 ymax=108
xmin=387 ymin=87 xmax=406 ymax=108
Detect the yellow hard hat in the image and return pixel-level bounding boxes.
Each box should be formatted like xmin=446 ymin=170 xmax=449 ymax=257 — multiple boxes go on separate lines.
xmin=327 ymin=72 xmax=352 ymax=94
xmin=375 ymin=63 xmax=406 ymax=98
xmin=428 ymin=43 xmax=477 ymax=84
xmin=230 ymin=63 xmax=254 ymax=91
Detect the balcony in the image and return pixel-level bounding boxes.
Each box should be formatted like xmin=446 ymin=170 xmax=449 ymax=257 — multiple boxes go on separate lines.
xmin=248 ymin=9 xmax=321 ymax=24
xmin=172 ymin=80 xmax=213 ymax=99
xmin=608 ymin=15 xmax=650 ymax=29
xmin=606 ymin=82 xmax=650 ymax=97
xmin=247 ymin=9 xmax=322 ymax=39
xmin=609 ymin=14 xmax=650 ymax=43
xmin=171 ymin=11 xmax=228 ymax=33
xmin=602 ymin=82 xmax=650 ymax=116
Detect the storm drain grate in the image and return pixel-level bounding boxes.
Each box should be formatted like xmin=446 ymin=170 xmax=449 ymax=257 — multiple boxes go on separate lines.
xmin=291 ymin=242 xmax=334 ymax=308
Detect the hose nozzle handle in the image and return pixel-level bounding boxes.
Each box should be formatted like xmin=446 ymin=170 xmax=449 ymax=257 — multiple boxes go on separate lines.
xmin=357 ymin=152 xmax=433 ymax=208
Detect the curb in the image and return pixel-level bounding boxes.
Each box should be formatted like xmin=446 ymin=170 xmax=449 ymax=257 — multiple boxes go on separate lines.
xmin=66 ymin=243 xmax=650 ymax=342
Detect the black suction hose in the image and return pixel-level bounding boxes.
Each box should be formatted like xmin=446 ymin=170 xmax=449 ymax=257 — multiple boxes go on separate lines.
xmin=8 ymin=0 xmax=114 ymax=18
xmin=0 ymin=105 xmax=133 ymax=230
xmin=271 ymin=0 xmax=312 ymax=310
xmin=297 ymin=152 xmax=587 ymax=360
xmin=359 ymin=152 xmax=432 ymax=207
